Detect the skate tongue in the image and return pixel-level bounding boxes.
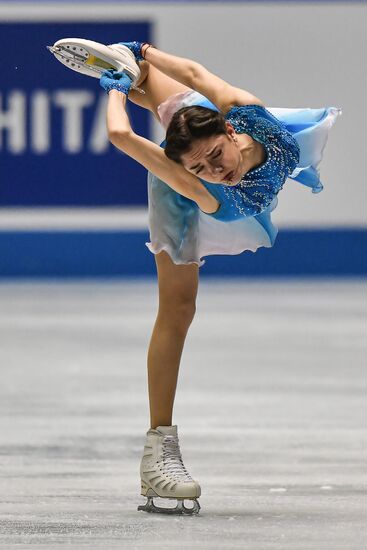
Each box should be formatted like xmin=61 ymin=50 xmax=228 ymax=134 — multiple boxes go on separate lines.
xmin=155 ymin=425 xmax=178 ymax=436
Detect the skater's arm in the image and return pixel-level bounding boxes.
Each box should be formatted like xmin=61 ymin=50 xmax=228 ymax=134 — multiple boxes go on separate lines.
xmin=107 ymin=91 xmax=220 ymax=213
xmin=143 ymin=46 xmax=264 ymax=114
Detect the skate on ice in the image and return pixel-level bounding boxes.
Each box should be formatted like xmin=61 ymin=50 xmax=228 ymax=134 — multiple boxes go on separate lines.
xmin=138 ymin=425 xmax=201 ymax=515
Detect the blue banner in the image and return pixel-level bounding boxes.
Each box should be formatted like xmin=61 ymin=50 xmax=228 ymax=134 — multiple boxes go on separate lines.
xmin=0 ymin=22 xmax=151 ymax=206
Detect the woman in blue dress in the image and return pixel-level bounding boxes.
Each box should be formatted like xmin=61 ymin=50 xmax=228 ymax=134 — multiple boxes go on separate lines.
xmin=98 ymin=40 xmax=341 ymax=515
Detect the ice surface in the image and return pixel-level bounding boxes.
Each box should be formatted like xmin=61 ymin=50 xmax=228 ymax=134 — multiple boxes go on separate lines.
xmin=0 ymin=279 xmax=366 ymax=549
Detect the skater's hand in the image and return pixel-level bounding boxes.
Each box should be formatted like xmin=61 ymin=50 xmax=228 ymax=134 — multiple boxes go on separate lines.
xmin=100 ymin=70 xmax=132 ymax=95
xmin=118 ymin=41 xmax=145 ymax=62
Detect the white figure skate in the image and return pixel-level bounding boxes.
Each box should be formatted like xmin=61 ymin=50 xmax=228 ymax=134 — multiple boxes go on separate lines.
xmin=138 ymin=425 xmax=201 ymax=515
xmin=47 ymin=38 xmax=144 ymax=92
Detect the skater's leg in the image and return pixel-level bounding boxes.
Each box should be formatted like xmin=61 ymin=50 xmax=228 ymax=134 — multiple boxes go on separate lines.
xmin=128 ymin=60 xmax=192 ymax=118
xmin=147 ymin=251 xmax=199 ymax=429
xmin=139 ymin=252 xmax=201 ymax=514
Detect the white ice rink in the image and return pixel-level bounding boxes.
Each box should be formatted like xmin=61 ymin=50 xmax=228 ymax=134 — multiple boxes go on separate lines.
xmin=0 ymin=279 xmax=366 ymax=549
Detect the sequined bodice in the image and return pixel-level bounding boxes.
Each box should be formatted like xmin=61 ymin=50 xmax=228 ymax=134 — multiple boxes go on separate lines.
xmin=201 ymin=105 xmax=300 ymax=218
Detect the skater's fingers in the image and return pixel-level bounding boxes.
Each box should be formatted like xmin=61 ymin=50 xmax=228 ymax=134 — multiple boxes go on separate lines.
xmin=99 ymin=69 xmax=132 ymax=95
xmin=101 ymin=69 xmax=114 ymax=79
xmin=112 ymin=70 xmax=133 ymax=82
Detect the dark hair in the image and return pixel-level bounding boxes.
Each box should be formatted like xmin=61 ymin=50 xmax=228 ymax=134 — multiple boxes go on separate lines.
xmin=164 ymin=106 xmax=227 ymax=163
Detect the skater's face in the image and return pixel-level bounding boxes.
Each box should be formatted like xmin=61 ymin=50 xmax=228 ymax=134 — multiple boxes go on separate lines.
xmin=180 ymin=123 xmax=242 ymax=185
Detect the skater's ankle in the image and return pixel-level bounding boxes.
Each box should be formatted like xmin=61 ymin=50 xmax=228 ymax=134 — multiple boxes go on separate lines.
xmin=135 ymin=61 xmax=150 ymax=86
xmin=150 ymin=423 xmax=173 ymax=430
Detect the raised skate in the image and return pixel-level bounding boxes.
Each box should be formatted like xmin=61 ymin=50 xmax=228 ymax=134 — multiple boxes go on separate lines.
xmin=47 ymin=38 xmax=144 ymax=92
xmin=138 ymin=425 xmax=201 ymax=515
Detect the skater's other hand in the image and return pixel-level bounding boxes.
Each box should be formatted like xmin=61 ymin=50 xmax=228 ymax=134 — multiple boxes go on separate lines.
xmin=118 ymin=41 xmax=145 ymax=61
xmin=100 ymin=70 xmax=132 ymax=95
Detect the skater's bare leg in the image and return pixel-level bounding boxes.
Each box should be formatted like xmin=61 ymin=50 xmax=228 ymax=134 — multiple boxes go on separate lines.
xmin=147 ymin=251 xmax=199 ymax=429
xmin=128 ymin=61 xmax=192 ymax=118
xmin=129 ymin=63 xmax=198 ymax=428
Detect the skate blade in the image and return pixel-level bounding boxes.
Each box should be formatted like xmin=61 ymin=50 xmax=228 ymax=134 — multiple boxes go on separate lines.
xmin=138 ymin=496 xmax=200 ymax=515
xmin=47 ymin=44 xmax=109 ymax=77
xmin=47 ymin=41 xmax=145 ymax=94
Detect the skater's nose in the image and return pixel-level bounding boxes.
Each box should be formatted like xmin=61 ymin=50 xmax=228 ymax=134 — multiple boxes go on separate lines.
xmin=211 ymin=165 xmax=224 ymax=177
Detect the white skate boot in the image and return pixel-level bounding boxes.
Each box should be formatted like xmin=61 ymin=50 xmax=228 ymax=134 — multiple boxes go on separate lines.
xmin=138 ymin=425 xmax=201 ymax=515
xmin=47 ymin=38 xmax=143 ymax=92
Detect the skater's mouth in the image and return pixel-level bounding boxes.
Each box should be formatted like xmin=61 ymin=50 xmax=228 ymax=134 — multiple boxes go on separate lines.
xmin=222 ymin=170 xmax=234 ymax=182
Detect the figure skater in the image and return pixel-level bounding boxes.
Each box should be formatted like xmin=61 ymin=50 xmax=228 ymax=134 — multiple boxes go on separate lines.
xmin=48 ymin=38 xmax=341 ymax=515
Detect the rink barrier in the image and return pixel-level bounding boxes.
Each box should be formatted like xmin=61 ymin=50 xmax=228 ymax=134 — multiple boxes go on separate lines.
xmin=0 ymin=228 xmax=366 ymax=278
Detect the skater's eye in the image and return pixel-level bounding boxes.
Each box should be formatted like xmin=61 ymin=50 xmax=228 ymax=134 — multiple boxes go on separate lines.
xmin=192 ymin=149 xmax=221 ymax=175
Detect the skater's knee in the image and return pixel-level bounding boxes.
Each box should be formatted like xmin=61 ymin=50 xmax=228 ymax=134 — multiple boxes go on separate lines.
xmin=155 ymin=251 xmax=199 ymax=329
xmin=176 ymin=300 xmax=196 ymax=327
xmin=158 ymin=297 xmax=196 ymax=330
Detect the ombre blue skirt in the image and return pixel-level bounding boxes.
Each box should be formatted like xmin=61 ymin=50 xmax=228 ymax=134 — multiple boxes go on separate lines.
xmin=146 ymin=91 xmax=341 ymax=267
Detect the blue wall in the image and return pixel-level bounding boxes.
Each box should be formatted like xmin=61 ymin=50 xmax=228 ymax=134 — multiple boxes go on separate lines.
xmin=0 ymin=228 xmax=366 ymax=278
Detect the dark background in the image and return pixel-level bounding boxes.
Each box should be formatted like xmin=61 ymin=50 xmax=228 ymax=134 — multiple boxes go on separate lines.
xmin=0 ymin=22 xmax=151 ymax=206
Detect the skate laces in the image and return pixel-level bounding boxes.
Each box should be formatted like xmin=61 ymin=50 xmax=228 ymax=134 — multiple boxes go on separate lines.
xmin=161 ymin=435 xmax=194 ymax=482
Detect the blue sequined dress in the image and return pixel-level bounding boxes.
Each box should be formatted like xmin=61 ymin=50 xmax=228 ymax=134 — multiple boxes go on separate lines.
xmin=146 ymin=91 xmax=341 ymax=267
